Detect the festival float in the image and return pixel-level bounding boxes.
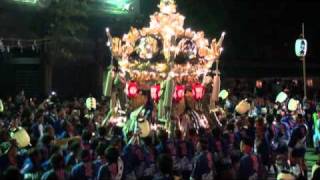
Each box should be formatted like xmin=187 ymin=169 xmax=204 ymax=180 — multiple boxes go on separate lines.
xmin=102 ymin=0 xmax=226 ymax=138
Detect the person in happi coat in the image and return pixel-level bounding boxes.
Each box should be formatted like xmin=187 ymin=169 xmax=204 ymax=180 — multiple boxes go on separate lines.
xmin=153 ymin=154 xmax=174 ymax=180
xmin=238 ymin=137 xmax=265 ymax=180
xmin=70 ymin=149 xmax=95 ymax=180
xmin=190 ymin=137 xmax=215 ymax=180
xmin=97 ymin=147 xmax=124 ymax=180
xmin=41 ymin=153 xmax=69 ymax=180
xmin=288 ymin=114 xmax=308 ymax=179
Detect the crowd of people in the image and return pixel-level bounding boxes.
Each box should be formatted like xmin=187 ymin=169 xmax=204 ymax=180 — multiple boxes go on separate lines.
xmin=0 ymin=86 xmax=320 ymax=180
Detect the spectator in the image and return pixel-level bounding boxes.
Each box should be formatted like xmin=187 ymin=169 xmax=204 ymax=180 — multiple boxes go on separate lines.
xmin=153 ymin=154 xmax=174 ymax=180
xmin=41 ymin=153 xmax=69 ymax=180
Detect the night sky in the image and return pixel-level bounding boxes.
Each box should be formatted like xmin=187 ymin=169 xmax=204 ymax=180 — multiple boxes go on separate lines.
xmin=138 ymin=0 xmax=320 ymax=77
xmin=172 ymin=0 xmax=319 ymax=61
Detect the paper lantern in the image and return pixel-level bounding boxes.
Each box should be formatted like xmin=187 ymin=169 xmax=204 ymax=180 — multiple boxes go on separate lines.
xmin=86 ymin=97 xmax=97 ymax=110
xmin=256 ymin=80 xmax=263 ymax=88
xmin=126 ymin=81 xmax=139 ymax=98
xmin=235 ymin=99 xmax=251 ymax=115
xmin=275 ymin=92 xmax=288 ymax=103
xmin=150 ymin=84 xmax=161 ymax=102
xmin=218 ymin=89 xmax=229 ymax=100
xmin=295 ymin=38 xmax=307 ymax=57
xmin=173 ymin=85 xmax=185 ymax=102
xmin=288 ymin=98 xmax=299 ymax=111
xmin=192 ymin=82 xmax=205 ymax=100
xmin=0 ymin=99 xmax=3 ymax=112
xmin=307 ymin=79 xmax=313 ymax=87
xmin=10 ymin=127 xmax=30 ymax=148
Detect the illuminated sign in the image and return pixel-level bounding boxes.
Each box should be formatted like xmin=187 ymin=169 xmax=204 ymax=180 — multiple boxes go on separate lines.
xmin=96 ymin=0 xmax=139 ymax=15
xmin=13 ymin=0 xmax=38 ymax=4
xmin=11 ymin=0 xmax=139 ymax=15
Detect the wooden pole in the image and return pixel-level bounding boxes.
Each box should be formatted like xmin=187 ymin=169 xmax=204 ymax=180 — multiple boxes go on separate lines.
xmin=301 ymin=23 xmax=307 ymax=100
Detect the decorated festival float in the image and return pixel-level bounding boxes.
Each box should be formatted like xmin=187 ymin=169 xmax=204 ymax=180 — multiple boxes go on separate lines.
xmin=5 ymin=0 xmax=311 ymax=150
xmin=101 ymin=0 xmax=226 ymax=139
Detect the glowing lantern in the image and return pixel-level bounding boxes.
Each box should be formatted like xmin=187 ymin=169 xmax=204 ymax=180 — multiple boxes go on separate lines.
xmin=86 ymin=97 xmax=97 ymax=111
xmin=126 ymin=81 xmax=139 ymax=98
xmin=295 ymin=38 xmax=307 ymax=58
xmin=235 ymin=99 xmax=251 ymax=115
xmin=0 ymin=99 xmax=3 ymax=112
xmin=275 ymin=92 xmax=288 ymax=103
xmin=218 ymin=89 xmax=229 ymax=100
xmin=151 ymin=84 xmax=161 ymax=102
xmin=288 ymin=98 xmax=300 ymax=111
xmin=256 ymin=80 xmax=263 ymax=88
xmin=10 ymin=127 xmax=31 ymax=148
xmin=307 ymin=79 xmax=313 ymax=87
xmin=192 ymin=83 xmax=205 ymax=100
xmin=173 ymin=85 xmax=185 ymax=102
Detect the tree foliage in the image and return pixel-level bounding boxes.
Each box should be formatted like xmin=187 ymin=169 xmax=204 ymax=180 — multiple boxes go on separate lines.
xmin=45 ymin=0 xmax=89 ymax=60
